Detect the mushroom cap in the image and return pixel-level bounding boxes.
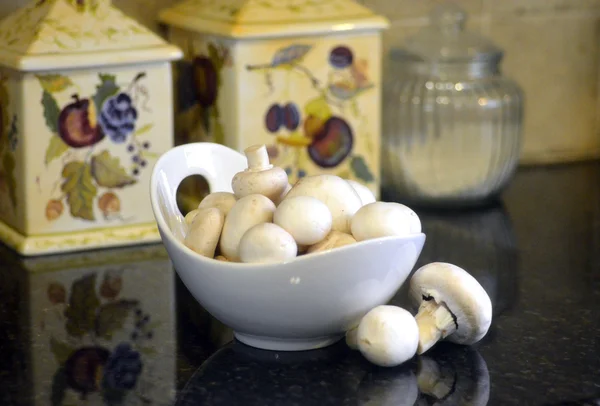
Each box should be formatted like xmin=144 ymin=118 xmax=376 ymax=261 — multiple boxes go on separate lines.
xmin=184 ymin=207 xmax=225 ymax=258
xmin=350 ymin=202 xmax=421 ymax=242
xmin=274 ymin=196 xmax=332 ymax=246
xmin=409 ymin=263 xmax=492 ymax=345
xmin=231 ymin=166 xmax=289 ymax=202
xmin=357 ymin=305 xmax=419 ymax=367
xmin=346 ymin=180 xmax=376 ymax=206
xmin=306 ymin=230 xmax=356 ymax=254
xmin=239 ymin=223 xmax=297 ymax=264
xmin=198 ymin=192 xmax=237 ymax=216
xmin=284 ymin=174 xmax=362 ymax=233
xmin=219 ymin=194 xmax=276 ymax=261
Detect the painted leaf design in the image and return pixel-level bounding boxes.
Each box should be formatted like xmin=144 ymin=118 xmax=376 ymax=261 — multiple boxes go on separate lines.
xmin=271 ymin=44 xmax=312 ymax=66
xmin=50 ymin=337 xmax=74 ymax=365
xmin=134 ymin=123 xmax=153 ymax=137
xmin=91 ymin=150 xmax=136 ymax=188
xmin=64 ymin=273 xmax=100 ymax=337
xmin=61 ymin=161 xmax=97 ymax=221
xmin=350 ymin=155 xmax=374 ymax=183
xmin=92 ymin=73 xmax=119 ymax=111
xmin=41 ymin=90 xmax=60 ymax=133
xmin=95 ymin=299 xmax=139 ymax=340
xmin=45 ymin=135 xmax=69 ymax=165
xmin=36 ymin=74 xmax=73 ymax=93
xmin=2 ymin=152 xmax=16 ymax=208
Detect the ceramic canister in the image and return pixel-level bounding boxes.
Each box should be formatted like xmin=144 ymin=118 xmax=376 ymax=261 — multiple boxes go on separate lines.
xmin=0 ymin=0 xmax=182 ymax=255
xmin=159 ymin=0 xmax=389 ymax=199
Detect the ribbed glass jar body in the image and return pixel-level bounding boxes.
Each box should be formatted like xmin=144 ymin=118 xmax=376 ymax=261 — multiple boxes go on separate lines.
xmin=382 ymin=56 xmax=523 ymax=208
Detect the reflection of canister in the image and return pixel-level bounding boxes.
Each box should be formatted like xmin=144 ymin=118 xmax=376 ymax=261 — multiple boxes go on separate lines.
xmin=411 ymin=204 xmax=519 ymax=317
xmin=159 ymin=0 xmax=389 ymax=198
xmin=0 ymin=0 xmax=182 ymax=256
xmin=0 ymin=243 xmax=176 ymax=406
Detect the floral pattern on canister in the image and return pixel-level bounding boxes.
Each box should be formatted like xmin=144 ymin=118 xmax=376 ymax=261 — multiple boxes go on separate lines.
xmin=45 ymin=271 xmax=160 ymax=405
xmin=247 ymin=43 xmax=375 ymax=184
xmin=0 ymin=73 xmax=17 ymax=215
xmin=38 ymin=72 xmax=157 ymax=222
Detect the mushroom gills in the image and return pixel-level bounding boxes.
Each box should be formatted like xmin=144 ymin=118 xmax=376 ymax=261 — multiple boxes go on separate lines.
xmin=415 ymin=298 xmax=458 ymax=355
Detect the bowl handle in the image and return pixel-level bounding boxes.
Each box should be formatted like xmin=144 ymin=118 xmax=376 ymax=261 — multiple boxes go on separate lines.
xmin=150 ymin=142 xmax=247 ymax=239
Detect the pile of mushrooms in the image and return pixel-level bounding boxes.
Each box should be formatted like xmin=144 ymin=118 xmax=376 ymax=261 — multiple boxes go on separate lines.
xmin=181 ymin=144 xmax=422 ymax=263
xmin=346 ymin=262 xmax=493 ymax=368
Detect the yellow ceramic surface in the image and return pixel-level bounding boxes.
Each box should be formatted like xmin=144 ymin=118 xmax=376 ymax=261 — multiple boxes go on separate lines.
xmin=160 ymin=0 xmax=388 ymax=197
xmin=0 ymin=0 xmax=183 ymax=256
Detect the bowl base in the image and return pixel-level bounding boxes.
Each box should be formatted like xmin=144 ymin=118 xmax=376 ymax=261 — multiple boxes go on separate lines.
xmin=234 ymin=332 xmax=344 ymax=352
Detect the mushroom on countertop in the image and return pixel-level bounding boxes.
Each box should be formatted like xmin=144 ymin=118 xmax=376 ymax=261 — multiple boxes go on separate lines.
xmin=184 ymin=208 xmax=225 ymax=258
xmin=306 ymin=230 xmax=356 ymax=254
xmin=231 ymin=144 xmax=288 ymax=203
xmin=198 ymin=192 xmax=237 ymax=217
xmin=345 ymin=326 xmax=359 ymax=350
xmin=274 ymin=196 xmax=332 ymax=246
xmin=409 ymin=262 xmax=492 ymax=355
xmin=239 ymin=223 xmax=297 ymax=264
xmin=347 ymin=179 xmax=376 ymax=206
xmin=219 ymin=194 xmax=276 ymax=262
xmin=350 ymin=202 xmax=421 ymax=242
xmin=284 ymin=174 xmax=362 ymax=234
xmin=356 ymin=305 xmax=419 ymax=367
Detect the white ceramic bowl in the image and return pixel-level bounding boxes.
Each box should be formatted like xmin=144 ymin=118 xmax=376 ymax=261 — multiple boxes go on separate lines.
xmin=150 ymin=142 xmax=426 ymax=351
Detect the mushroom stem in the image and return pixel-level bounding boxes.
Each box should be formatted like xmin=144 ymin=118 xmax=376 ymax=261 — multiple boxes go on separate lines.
xmin=414 ymin=300 xmax=457 ymax=354
xmin=244 ymin=144 xmax=273 ymax=172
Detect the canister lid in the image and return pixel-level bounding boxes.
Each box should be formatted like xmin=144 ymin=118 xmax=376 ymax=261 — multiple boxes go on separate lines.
xmin=398 ymin=2 xmax=502 ymax=63
xmin=0 ymin=0 xmax=182 ymax=72
xmin=159 ymin=0 xmax=389 ymax=40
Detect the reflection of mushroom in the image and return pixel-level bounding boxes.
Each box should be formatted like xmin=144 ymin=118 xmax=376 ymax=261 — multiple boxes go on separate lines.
xmin=284 ymin=174 xmax=362 ymax=233
xmin=198 ymin=192 xmax=237 ymax=216
xmin=358 ymin=367 xmax=419 ymax=406
xmin=416 ymin=344 xmax=490 ymax=405
xmin=239 ymin=223 xmax=297 ymax=264
xmin=346 ymin=180 xmax=376 ymax=206
xmin=231 ymin=144 xmax=288 ymax=202
xmin=184 ymin=208 xmax=224 ymax=258
xmin=356 ymin=305 xmax=419 ymax=367
xmin=351 ymin=202 xmax=421 ymax=242
xmin=219 ymin=194 xmax=276 ymax=261
xmin=274 ymin=196 xmax=332 ymax=246
xmin=409 ymin=263 xmax=492 ymax=354
xmin=306 ymin=230 xmax=356 ymax=254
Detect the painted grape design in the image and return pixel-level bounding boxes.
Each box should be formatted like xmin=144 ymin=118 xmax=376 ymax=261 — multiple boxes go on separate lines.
xmin=329 ymin=46 xmax=354 ymax=69
xmin=38 ymin=72 xmax=156 ymax=222
xmin=265 ymin=104 xmax=284 ymax=133
xmin=283 ymin=103 xmax=301 ymax=131
xmin=99 ymin=93 xmax=138 ymax=144
xmin=308 ymin=116 xmax=354 ymax=168
xmin=102 ymin=343 xmax=143 ymax=391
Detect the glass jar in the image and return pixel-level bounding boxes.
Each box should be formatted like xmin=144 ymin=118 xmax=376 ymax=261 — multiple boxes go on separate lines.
xmin=381 ymin=3 xmax=524 ymax=208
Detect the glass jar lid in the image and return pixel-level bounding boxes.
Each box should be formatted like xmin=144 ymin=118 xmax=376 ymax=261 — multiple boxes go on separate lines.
xmin=400 ymin=2 xmax=503 ymax=63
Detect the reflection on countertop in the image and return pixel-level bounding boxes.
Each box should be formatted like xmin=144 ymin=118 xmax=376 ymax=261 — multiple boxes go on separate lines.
xmin=0 ymin=161 xmax=599 ymax=406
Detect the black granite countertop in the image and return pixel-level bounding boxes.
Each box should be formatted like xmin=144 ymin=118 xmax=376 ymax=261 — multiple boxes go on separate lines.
xmin=1 ymin=162 xmax=599 ymax=406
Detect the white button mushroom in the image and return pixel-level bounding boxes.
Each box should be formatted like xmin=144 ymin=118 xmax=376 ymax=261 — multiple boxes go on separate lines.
xmin=306 ymin=230 xmax=356 ymax=254
xmin=219 ymin=194 xmax=276 ymax=261
xmin=274 ymin=196 xmax=332 ymax=246
xmin=184 ymin=209 xmax=200 ymax=227
xmin=274 ymin=183 xmax=293 ymax=206
xmin=231 ymin=144 xmax=288 ymax=203
xmin=346 ymin=179 xmax=376 ymax=206
xmin=345 ymin=326 xmax=359 ymax=350
xmin=350 ymin=202 xmax=421 ymax=242
xmin=183 ymin=208 xmax=225 ymax=258
xmin=409 ymin=262 xmax=493 ymax=355
xmin=198 ymin=192 xmax=237 ymax=217
xmin=284 ymin=174 xmax=362 ymax=234
xmin=239 ymin=223 xmax=297 ymax=264
xmin=356 ymin=305 xmax=419 ymax=367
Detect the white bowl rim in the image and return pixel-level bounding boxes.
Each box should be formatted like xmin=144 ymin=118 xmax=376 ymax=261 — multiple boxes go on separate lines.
xmin=150 ymin=143 xmax=426 ymax=272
